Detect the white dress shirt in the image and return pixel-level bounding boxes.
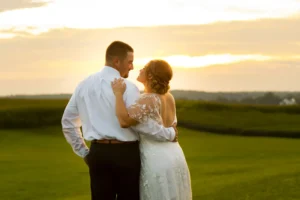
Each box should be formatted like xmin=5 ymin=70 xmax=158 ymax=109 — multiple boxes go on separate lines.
xmin=62 ymin=66 xmax=176 ymax=158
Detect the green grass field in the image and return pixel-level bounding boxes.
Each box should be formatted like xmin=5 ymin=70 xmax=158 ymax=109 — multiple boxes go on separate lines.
xmin=1 ymin=126 xmax=300 ymax=200
xmin=2 ymin=98 xmax=300 ymax=138
xmin=175 ymin=100 xmax=300 ymax=137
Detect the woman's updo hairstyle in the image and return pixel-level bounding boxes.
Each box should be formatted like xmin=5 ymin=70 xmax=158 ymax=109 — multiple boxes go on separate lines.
xmin=144 ymin=59 xmax=173 ymax=95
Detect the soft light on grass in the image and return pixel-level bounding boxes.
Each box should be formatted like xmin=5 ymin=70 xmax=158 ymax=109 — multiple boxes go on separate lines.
xmin=1 ymin=127 xmax=300 ymax=200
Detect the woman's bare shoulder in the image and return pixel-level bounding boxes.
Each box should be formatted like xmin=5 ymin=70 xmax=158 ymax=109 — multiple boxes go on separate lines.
xmin=166 ymin=92 xmax=175 ymax=101
xmin=165 ymin=92 xmax=176 ymax=107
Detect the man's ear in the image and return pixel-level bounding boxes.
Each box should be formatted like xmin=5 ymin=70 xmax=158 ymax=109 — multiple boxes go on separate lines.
xmin=113 ymin=57 xmax=120 ymax=67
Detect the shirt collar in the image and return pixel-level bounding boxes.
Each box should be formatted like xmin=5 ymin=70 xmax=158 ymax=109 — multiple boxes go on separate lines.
xmin=101 ymin=66 xmax=121 ymax=78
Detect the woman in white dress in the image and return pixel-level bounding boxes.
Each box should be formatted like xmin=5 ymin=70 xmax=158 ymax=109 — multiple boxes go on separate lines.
xmin=111 ymin=59 xmax=192 ymax=200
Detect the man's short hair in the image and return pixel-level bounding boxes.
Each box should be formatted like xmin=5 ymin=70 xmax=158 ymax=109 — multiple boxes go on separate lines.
xmin=105 ymin=41 xmax=134 ymax=61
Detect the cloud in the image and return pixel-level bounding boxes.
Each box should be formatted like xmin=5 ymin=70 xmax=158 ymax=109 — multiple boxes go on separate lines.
xmin=2 ymin=59 xmax=300 ymax=95
xmin=1 ymin=17 xmax=300 ymax=57
xmin=0 ymin=0 xmax=51 ymax=12
xmin=0 ymin=27 xmax=35 ymax=38
xmin=169 ymin=59 xmax=300 ymax=92
xmin=0 ymin=0 xmax=299 ymax=32
xmin=1 ymin=17 xmax=300 ymax=94
xmin=134 ymin=54 xmax=271 ymax=68
xmin=225 ymin=6 xmax=265 ymax=14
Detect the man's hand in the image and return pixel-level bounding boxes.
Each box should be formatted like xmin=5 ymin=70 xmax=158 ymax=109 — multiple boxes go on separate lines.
xmin=172 ymin=123 xmax=178 ymax=142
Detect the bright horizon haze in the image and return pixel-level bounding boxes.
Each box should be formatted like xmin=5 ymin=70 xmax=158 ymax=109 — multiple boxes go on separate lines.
xmin=1 ymin=0 xmax=300 ymax=95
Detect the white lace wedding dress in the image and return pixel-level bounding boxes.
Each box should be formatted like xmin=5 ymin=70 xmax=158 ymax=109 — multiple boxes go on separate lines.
xmin=128 ymin=93 xmax=192 ymax=200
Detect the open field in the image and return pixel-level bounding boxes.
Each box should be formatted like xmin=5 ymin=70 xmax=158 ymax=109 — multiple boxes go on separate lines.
xmin=1 ymin=126 xmax=300 ymax=200
xmin=1 ymin=98 xmax=300 ymax=138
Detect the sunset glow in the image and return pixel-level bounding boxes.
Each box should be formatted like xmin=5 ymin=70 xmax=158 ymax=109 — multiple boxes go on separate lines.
xmin=0 ymin=0 xmax=300 ymax=95
xmin=1 ymin=0 xmax=300 ymax=36
xmin=134 ymin=54 xmax=271 ymax=68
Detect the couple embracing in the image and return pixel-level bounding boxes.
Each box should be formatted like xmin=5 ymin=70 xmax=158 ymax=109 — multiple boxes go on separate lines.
xmin=62 ymin=41 xmax=192 ymax=200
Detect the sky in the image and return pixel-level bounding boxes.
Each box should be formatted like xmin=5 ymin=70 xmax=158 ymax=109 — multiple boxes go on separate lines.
xmin=1 ymin=0 xmax=300 ymax=95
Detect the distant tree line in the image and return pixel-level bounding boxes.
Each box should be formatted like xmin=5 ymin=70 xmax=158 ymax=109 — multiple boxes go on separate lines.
xmin=215 ymin=92 xmax=299 ymax=105
xmin=3 ymin=91 xmax=300 ymax=106
xmin=170 ymin=91 xmax=300 ymax=105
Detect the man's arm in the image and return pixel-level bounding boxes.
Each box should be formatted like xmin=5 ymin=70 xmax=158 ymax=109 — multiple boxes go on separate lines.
xmin=61 ymin=90 xmax=89 ymax=158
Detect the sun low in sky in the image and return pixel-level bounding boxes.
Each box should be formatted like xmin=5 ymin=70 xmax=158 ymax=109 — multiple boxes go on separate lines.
xmin=0 ymin=0 xmax=300 ymax=95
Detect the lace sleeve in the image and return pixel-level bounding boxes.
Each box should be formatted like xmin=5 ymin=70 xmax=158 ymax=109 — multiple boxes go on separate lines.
xmin=129 ymin=93 xmax=176 ymax=141
xmin=128 ymin=94 xmax=160 ymax=124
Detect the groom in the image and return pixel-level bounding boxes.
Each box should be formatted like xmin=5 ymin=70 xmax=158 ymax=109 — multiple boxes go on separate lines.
xmin=61 ymin=41 xmax=178 ymax=200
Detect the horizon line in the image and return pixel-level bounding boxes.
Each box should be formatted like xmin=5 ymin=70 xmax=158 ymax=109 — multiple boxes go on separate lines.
xmin=2 ymin=90 xmax=300 ymax=98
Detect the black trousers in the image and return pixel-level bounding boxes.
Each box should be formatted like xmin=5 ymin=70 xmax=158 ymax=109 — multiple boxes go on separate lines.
xmin=86 ymin=141 xmax=141 ymax=200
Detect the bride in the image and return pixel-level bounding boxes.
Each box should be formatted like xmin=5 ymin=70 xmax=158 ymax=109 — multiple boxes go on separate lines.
xmin=111 ymin=59 xmax=192 ymax=200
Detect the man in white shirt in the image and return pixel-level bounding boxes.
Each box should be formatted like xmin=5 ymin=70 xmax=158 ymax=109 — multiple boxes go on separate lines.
xmin=61 ymin=41 xmax=177 ymax=200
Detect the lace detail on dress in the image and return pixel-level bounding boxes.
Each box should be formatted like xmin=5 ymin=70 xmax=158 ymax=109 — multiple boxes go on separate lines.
xmin=139 ymin=134 xmax=192 ymax=200
xmin=128 ymin=93 xmax=162 ymax=124
xmin=129 ymin=93 xmax=192 ymax=200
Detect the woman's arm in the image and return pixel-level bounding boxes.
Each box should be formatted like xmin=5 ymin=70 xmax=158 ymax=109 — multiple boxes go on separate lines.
xmin=112 ymin=78 xmax=178 ymax=141
xmin=114 ymin=92 xmax=138 ymax=128
xmin=111 ymin=78 xmax=138 ymax=128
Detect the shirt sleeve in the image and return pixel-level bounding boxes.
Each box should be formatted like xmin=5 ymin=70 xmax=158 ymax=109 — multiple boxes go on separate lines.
xmin=61 ymin=88 xmax=89 ymax=158
xmin=124 ymin=82 xmax=140 ymax=107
